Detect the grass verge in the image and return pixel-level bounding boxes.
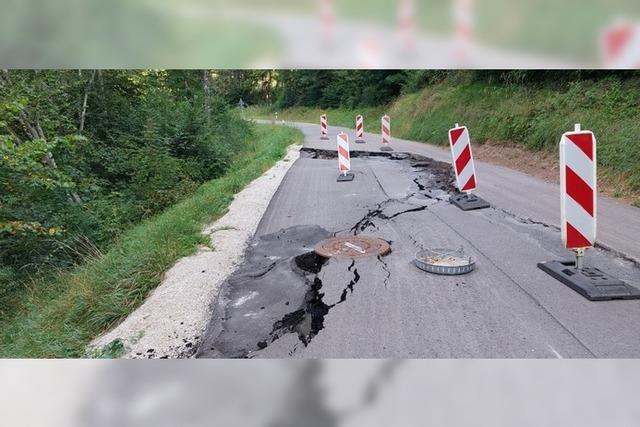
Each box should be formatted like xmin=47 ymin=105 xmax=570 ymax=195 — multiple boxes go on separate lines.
xmin=0 ymin=125 xmax=302 ymax=358
xmin=250 ymin=75 xmax=640 ymax=206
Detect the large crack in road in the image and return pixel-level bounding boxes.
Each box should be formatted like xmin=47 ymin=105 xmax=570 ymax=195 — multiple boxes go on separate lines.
xmin=196 ymin=150 xmax=458 ymax=358
xmin=196 ymin=229 xmax=389 ymax=358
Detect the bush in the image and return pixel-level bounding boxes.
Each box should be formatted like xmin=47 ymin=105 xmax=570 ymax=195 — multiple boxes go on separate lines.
xmin=1 ymin=71 xmax=254 ymax=279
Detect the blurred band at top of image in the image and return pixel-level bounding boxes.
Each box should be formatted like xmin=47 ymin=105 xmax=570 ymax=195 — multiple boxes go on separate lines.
xmin=1 ymin=0 xmax=639 ymax=68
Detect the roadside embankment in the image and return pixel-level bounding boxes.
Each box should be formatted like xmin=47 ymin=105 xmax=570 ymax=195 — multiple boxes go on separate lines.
xmin=0 ymin=125 xmax=303 ymax=358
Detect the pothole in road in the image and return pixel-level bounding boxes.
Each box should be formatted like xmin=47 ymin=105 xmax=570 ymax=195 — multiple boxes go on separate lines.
xmin=269 ymin=253 xmax=364 ymax=348
xmin=196 ymin=226 xmax=390 ymax=358
xmin=269 ymin=251 xmax=331 ymax=347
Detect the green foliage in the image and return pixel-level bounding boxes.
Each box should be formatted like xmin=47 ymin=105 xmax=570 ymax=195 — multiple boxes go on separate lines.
xmin=0 ymin=125 xmax=301 ymax=357
xmin=401 ymin=71 xmax=449 ymax=94
xmin=1 ymin=70 xmax=253 ymax=276
xmin=211 ymin=70 xmax=277 ymax=106
xmin=1 ymin=135 xmax=87 ymax=269
xmin=275 ymin=70 xmax=407 ymax=109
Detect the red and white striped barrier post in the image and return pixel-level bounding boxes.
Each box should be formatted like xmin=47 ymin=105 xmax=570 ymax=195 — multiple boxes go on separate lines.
xmin=447 ymin=124 xmax=489 ymax=210
xmin=448 ymin=124 xmax=477 ymax=193
xmin=380 ymin=114 xmax=393 ymax=151
xmin=560 ymin=124 xmax=597 ymax=269
xmin=538 ymin=124 xmax=639 ymax=300
xmin=320 ymin=114 xmax=329 ymax=140
xmin=453 ymin=0 xmax=473 ymax=64
xmin=397 ymin=0 xmax=416 ymax=51
xmin=336 ymin=132 xmax=354 ymax=182
xmin=601 ymin=21 xmax=640 ymax=68
xmin=355 ymin=115 xmax=365 ymax=143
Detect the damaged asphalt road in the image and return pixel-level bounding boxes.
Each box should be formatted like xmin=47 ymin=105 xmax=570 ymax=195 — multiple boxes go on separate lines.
xmin=198 ymin=151 xmax=455 ymax=358
xmin=197 ymin=140 xmax=640 ymax=358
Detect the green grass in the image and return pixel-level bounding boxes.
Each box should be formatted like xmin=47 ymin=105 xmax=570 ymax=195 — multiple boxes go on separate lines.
xmin=251 ymin=75 xmax=640 ymax=205
xmin=0 ymin=125 xmax=302 ymax=358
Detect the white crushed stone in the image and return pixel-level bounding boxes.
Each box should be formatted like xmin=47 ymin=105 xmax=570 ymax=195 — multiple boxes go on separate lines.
xmin=89 ymin=144 xmax=301 ymax=358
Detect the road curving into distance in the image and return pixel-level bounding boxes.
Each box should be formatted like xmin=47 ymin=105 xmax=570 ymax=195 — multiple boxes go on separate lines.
xmin=196 ymin=121 xmax=640 ymax=359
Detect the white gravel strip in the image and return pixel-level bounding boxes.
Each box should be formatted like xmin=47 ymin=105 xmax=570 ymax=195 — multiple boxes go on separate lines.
xmin=89 ymin=144 xmax=301 ymax=358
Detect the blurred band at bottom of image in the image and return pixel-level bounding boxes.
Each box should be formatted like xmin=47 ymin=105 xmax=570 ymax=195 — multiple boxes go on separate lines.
xmin=2 ymin=360 xmax=640 ymax=427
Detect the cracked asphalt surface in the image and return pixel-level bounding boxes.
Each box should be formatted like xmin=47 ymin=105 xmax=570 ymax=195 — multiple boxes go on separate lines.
xmin=197 ymin=122 xmax=640 ymax=358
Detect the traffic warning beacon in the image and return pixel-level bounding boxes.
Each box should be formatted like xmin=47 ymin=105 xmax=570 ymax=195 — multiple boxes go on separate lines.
xmin=320 ymin=114 xmax=329 ymax=140
xmin=447 ymin=123 xmax=489 ymax=211
xmin=538 ymin=124 xmax=640 ymax=301
xmin=355 ymin=115 xmax=366 ymax=143
xmin=380 ymin=115 xmax=393 ymax=152
xmin=336 ymin=132 xmax=355 ymax=182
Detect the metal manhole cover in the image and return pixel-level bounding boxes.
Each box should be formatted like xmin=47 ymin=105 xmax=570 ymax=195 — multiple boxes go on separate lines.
xmin=314 ymin=236 xmax=391 ymax=258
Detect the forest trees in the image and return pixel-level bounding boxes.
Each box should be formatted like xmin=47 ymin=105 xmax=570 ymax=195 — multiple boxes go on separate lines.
xmin=274 ymin=70 xmax=409 ymax=109
xmin=212 ymin=70 xmax=408 ymax=111
xmin=0 ymin=70 xmax=251 ymax=281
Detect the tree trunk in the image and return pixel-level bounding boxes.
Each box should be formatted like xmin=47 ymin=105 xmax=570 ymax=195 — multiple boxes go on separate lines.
xmin=97 ymin=70 xmax=104 ymax=92
xmin=3 ymin=124 xmax=23 ymax=145
xmin=34 ymin=115 xmax=59 ymax=170
xmin=79 ymin=70 xmax=96 ymax=133
xmin=203 ymin=69 xmax=211 ymax=118
xmin=266 ymin=71 xmax=273 ymax=105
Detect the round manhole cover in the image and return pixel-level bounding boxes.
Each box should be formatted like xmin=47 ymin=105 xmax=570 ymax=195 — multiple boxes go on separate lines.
xmin=314 ymin=236 xmax=391 ymax=259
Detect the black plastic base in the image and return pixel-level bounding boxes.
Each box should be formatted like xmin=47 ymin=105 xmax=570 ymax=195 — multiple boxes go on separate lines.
xmin=450 ymin=193 xmax=490 ymax=211
xmin=380 ymin=146 xmax=393 ymax=151
xmin=337 ymin=172 xmax=355 ymax=182
xmin=538 ymin=260 xmax=640 ymax=301
xmin=355 ymin=139 xmax=366 ymax=144
xmin=320 ymin=136 xmax=330 ymax=140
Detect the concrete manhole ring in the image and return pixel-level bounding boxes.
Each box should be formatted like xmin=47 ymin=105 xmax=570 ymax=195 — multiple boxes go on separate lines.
xmin=414 ymin=248 xmax=475 ymax=275
xmin=314 ymin=236 xmax=391 ymax=259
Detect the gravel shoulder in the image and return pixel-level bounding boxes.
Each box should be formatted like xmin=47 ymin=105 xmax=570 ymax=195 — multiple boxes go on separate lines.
xmin=89 ymin=144 xmax=301 ymax=358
